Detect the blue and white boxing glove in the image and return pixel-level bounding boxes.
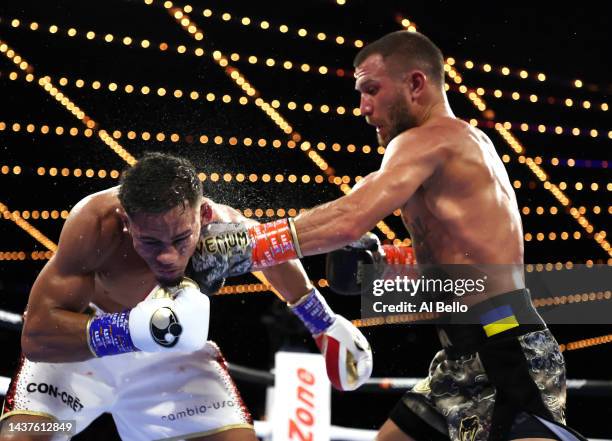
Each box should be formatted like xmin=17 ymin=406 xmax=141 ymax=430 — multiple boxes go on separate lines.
xmin=87 ymin=278 xmax=210 ymax=357
xmin=290 ymin=289 xmax=373 ymax=391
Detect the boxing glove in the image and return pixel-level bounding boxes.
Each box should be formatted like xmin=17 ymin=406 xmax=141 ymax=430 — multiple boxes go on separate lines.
xmin=290 ymin=288 xmax=373 ymax=391
xmin=188 ymin=220 xmax=301 ymax=293
xmin=326 ymin=232 xmax=416 ymax=295
xmin=87 ymin=278 xmax=210 ymax=356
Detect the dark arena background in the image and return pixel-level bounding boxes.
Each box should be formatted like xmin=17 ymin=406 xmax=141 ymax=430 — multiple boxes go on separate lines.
xmin=0 ymin=0 xmax=610 ymax=439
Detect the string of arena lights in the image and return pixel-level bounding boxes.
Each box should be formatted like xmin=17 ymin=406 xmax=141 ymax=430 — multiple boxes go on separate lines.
xmin=0 ymin=118 xmax=386 ymax=157
xmin=394 ymin=22 xmax=611 ymax=258
xmin=154 ymin=2 xmax=401 ymax=243
xmin=0 ymin=71 xmax=612 ymax=139
xmin=2 ymin=74 xmax=608 ymax=127
xmin=3 ymin=161 xmax=611 ymax=241
xmin=2 ymin=13 xmax=607 ymax=99
xmin=447 ymin=83 xmax=609 ymax=113
xmin=2 ymin=117 xmax=610 ymax=165
xmin=1 ymin=204 xmax=610 ymax=222
xmin=1 ymin=210 xmax=598 ymax=248
xmin=2 ymin=164 xmax=611 ymax=195
xmin=4 ymin=15 xmax=608 ymax=108
xmin=469 ymin=119 xmax=609 ymax=140
xmin=0 ymin=16 xmax=346 ymax=80
xmin=0 ymin=202 xmax=57 ymax=252
xmin=3 ymin=245 xmax=608 ymax=268
xmin=142 ymin=0 xmax=364 ymax=48
xmin=137 ymin=2 xmax=606 ymax=93
xmin=0 ymin=39 xmax=137 ymax=166
xmin=3 ymin=70 xmax=610 ymax=135
xmin=5 ymin=164 xmax=610 ymax=246
xmin=2 ymin=28 xmax=608 ymax=127
xmin=0 ymin=164 xmax=351 ymax=185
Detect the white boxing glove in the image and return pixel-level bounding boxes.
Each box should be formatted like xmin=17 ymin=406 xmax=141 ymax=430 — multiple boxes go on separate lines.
xmin=87 ymin=278 xmax=210 ymax=357
xmin=314 ymin=316 xmax=373 ymax=391
xmin=290 ymin=289 xmax=373 ymax=391
xmin=128 ymin=278 xmax=210 ymax=353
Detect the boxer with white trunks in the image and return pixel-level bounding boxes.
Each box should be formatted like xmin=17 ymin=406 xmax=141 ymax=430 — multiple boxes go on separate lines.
xmin=0 ymin=153 xmax=372 ymax=440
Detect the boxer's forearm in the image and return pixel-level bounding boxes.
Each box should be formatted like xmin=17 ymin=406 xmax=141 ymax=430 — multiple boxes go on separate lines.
xmin=260 ymin=260 xmax=313 ymax=303
xmin=293 ymin=198 xmax=366 ymax=255
xmin=21 ymin=309 xmax=94 ymax=362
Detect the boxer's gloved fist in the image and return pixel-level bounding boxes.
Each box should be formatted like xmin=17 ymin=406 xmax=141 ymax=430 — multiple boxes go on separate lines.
xmin=326 ymin=232 xmax=384 ymax=295
xmin=187 ymin=222 xmax=250 ymax=295
xmin=290 ymin=289 xmax=373 ymax=391
xmin=188 ymin=220 xmax=302 ymax=294
xmin=326 ymin=232 xmax=416 ymax=295
xmin=129 ymin=279 xmax=210 ymax=352
xmin=87 ymin=278 xmax=210 ymax=357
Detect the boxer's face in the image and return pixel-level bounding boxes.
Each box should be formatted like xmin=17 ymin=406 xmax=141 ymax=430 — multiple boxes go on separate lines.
xmin=355 ymin=54 xmax=418 ymax=146
xmin=125 ymin=202 xmax=202 ymax=286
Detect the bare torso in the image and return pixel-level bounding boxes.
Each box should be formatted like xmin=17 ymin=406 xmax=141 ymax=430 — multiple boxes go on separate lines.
xmin=397 ymin=118 xmax=524 ymax=297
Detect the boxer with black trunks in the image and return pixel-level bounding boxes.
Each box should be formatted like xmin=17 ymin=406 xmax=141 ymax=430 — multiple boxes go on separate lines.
xmin=192 ymin=31 xmax=587 ymax=441
xmin=0 ymin=153 xmax=372 ymax=440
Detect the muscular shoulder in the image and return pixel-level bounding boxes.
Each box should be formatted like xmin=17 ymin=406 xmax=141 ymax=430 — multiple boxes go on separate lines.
xmin=55 ymin=187 xmax=124 ymax=272
xmin=383 ymin=119 xmax=459 ymax=169
xmin=392 ymin=118 xmax=485 ymax=160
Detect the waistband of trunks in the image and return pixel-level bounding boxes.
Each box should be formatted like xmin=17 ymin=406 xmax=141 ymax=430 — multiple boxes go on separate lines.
xmin=436 ymin=289 xmax=546 ymax=356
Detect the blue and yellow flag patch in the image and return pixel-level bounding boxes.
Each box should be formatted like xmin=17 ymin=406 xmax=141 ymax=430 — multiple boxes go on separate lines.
xmin=480 ymin=305 xmax=519 ymax=337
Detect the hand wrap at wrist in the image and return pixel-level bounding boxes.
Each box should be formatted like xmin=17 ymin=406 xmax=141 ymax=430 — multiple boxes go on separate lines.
xmin=290 ymin=289 xmax=336 ymax=335
xmin=87 ymin=311 xmax=138 ymax=357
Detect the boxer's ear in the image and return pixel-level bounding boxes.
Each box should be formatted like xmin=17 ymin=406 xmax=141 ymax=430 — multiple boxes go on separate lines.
xmin=116 ymin=207 xmax=130 ymax=232
xmin=200 ymin=200 xmax=213 ymax=224
xmin=406 ymin=70 xmax=427 ymax=97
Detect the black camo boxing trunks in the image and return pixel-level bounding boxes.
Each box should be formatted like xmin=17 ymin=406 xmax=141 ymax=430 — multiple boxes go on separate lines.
xmin=390 ymin=289 xmax=586 ymax=441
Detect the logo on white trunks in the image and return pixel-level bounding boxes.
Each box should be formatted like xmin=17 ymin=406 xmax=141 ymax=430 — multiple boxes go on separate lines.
xmin=161 ymin=400 xmax=236 ymax=421
xmin=26 ymin=383 xmax=84 ymax=412
xmin=150 ymin=307 xmax=182 ymax=347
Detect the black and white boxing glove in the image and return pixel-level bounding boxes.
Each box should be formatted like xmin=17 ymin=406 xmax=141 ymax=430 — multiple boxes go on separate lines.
xmin=87 ymin=278 xmax=210 ymax=357
xmin=326 ymin=232 xmax=416 ymax=295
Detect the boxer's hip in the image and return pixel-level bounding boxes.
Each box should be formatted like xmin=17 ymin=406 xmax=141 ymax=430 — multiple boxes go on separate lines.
xmin=435 ymin=288 xmax=546 ymax=357
xmin=399 ymin=289 xmax=566 ymax=441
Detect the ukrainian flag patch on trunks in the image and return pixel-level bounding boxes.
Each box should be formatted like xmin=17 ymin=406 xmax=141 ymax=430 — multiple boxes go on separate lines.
xmin=480 ymin=305 xmax=519 ymax=337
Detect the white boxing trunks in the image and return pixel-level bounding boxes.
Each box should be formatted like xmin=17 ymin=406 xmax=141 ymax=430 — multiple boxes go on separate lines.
xmin=1 ymin=341 xmax=253 ymax=440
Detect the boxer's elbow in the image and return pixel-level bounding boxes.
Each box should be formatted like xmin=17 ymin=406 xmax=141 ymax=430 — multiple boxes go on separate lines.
xmin=21 ymin=314 xmax=58 ymax=362
xmin=21 ymin=328 xmax=47 ymax=362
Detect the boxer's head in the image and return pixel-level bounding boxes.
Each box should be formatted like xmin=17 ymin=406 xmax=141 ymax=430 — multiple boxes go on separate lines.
xmin=353 ymin=31 xmax=445 ymax=146
xmin=118 ymin=152 xmax=208 ymax=285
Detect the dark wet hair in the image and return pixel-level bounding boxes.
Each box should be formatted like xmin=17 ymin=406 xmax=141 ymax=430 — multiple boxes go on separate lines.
xmin=118 ymin=152 xmax=202 ymax=217
xmin=353 ymin=31 xmax=445 ymax=86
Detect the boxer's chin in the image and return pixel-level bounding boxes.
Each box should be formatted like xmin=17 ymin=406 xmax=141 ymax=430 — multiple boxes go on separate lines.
xmin=156 ymin=272 xmax=184 ymax=287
